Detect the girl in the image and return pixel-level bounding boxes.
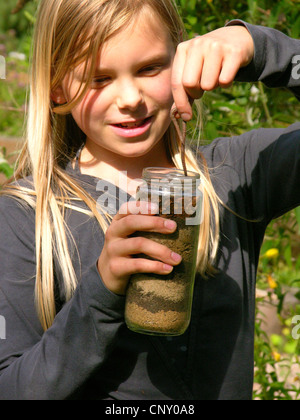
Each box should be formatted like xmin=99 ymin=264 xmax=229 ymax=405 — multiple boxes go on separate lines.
xmin=0 ymin=0 xmax=299 ymax=400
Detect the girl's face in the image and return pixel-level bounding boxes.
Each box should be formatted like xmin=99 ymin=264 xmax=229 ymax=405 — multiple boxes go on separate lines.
xmin=60 ymin=12 xmax=175 ymax=161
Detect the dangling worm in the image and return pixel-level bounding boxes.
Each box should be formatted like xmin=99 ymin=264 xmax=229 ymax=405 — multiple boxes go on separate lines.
xmin=170 ymin=104 xmax=188 ymax=176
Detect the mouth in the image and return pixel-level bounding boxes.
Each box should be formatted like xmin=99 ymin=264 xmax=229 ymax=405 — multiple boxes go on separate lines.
xmin=113 ymin=116 xmax=152 ymax=129
xmin=109 ymin=116 xmax=153 ymax=138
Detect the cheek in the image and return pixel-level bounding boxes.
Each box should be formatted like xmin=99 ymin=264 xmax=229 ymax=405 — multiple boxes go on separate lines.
xmin=148 ymin=72 xmax=173 ymax=106
xmin=71 ymin=91 xmax=105 ymax=129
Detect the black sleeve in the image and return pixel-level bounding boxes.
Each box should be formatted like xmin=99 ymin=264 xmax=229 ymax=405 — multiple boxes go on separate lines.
xmin=0 ymin=195 xmax=125 ymax=400
xmin=226 ymin=20 xmax=300 ymax=100
xmin=209 ymin=123 xmax=300 ymax=224
xmin=208 ymin=21 xmax=300 ymax=221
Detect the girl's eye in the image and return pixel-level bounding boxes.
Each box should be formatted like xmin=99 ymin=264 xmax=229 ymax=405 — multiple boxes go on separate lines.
xmin=91 ymin=77 xmax=110 ymax=88
xmin=139 ymin=65 xmax=162 ymax=76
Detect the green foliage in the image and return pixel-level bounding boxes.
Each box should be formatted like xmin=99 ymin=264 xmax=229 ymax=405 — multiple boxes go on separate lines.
xmin=259 ymin=211 xmax=300 ymax=284
xmin=254 ymin=297 xmax=300 ymax=400
xmin=0 ymin=0 xmax=36 ymax=39
xmin=0 ymin=55 xmax=28 ymax=137
xmin=177 ymin=0 xmax=300 ymax=37
xmin=0 ymin=146 xmax=14 ymax=179
xmin=0 ymin=1 xmax=33 ymax=138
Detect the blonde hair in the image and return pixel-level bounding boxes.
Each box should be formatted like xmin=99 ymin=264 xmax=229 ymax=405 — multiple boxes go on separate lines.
xmin=1 ymin=0 xmax=220 ymax=330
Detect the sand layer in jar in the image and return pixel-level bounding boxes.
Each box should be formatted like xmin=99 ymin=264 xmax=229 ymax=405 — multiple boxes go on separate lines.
xmin=125 ymin=301 xmax=189 ymax=335
xmin=125 ymin=214 xmax=199 ymax=333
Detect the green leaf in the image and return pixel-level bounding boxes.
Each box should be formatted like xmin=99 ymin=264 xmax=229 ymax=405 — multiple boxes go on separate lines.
xmin=291 ymin=15 xmax=300 ymax=38
xmin=284 ymin=245 xmax=293 ymax=268
xmin=203 ymin=121 xmax=219 ymax=141
xmin=23 ymin=10 xmax=36 ymax=24
xmin=284 ymin=340 xmax=298 ymax=355
xmin=270 ymin=334 xmax=283 ymax=347
xmin=187 ymin=15 xmax=197 ymax=26
xmin=0 ymin=161 xmax=14 ymax=178
xmin=295 ymin=207 xmax=300 ymax=234
xmin=291 ymin=279 xmax=300 ymax=286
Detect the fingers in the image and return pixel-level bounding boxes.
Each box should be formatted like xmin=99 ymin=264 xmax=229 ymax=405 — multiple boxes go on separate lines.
xmin=111 ymin=201 xmax=177 ymax=238
xmin=171 ymin=26 xmax=255 ymax=120
xmin=107 ymin=236 xmax=182 ymax=278
xmin=98 ymin=201 xmax=181 ymax=294
xmin=171 ymin=39 xmax=237 ymax=119
xmin=171 ymin=42 xmax=195 ymax=121
xmin=110 ymin=214 xmax=177 ymax=238
xmin=104 ymin=199 xmax=180 ymax=265
xmin=200 ymin=47 xmax=242 ymax=90
xmin=218 ymin=51 xmax=244 ymax=87
xmin=111 ymin=236 xmax=182 ymax=264
xmin=108 ymin=257 xmax=176 ymax=280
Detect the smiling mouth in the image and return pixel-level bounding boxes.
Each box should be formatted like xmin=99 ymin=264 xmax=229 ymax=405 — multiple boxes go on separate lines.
xmin=113 ymin=116 xmax=152 ymax=128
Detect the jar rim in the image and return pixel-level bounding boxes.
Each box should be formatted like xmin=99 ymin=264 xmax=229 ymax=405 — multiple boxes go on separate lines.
xmin=142 ymin=167 xmax=200 ymax=181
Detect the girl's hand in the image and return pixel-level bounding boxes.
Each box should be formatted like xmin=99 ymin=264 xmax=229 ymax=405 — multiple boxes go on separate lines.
xmin=97 ymin=201 xmax=182 ymax=295
xmin=172 ymin=25 xmax=255 ymax=120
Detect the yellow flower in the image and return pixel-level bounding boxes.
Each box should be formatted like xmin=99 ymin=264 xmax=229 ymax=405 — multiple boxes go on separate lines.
xmin=264 ymin=248 xmax=279 ymax=259
xmin=267 ymin=274 xmax=278 ymax=289
xmin=272 ymin=351 xmax=281 ymax=362
xmin=282 ymin=328 xmax=290 ymax=337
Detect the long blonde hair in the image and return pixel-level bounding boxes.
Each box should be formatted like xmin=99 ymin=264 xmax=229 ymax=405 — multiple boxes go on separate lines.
xmin=1 ymin=0 xmax=220 ymax=330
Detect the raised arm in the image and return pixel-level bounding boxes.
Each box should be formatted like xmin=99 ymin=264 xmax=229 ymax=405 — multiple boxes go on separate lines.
xmin=229 ymin=20 xmax=300 ymax=99
xmin=172 ymin=21 xmax=300 ymax=119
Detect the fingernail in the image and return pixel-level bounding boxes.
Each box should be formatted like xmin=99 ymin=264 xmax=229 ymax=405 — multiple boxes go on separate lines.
xmin=181 ymin=113 xmax=191 ymax=121
xmin=164 ymin=220 xmax=177 ymax=230
xmin=171 ymin=252 xmax=182 ymax=262
xmin=163 ymin=264 xmax=173 ymax=272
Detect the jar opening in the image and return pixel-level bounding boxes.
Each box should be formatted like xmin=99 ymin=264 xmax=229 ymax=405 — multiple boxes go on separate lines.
xmin=142 ymin=167 xmax=200 ymax=182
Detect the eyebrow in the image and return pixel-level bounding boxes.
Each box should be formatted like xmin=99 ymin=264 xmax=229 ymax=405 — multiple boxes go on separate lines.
xmin=93 ymin=52 xmax=172 ymax=74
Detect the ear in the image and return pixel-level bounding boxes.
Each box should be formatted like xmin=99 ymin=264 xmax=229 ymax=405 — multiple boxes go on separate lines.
xmin=51 ymin=86 xmax=67 ymax=104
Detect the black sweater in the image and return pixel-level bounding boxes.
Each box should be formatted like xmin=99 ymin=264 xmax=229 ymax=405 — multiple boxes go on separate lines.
xmin=0 ymin=22 xmax=299 ymax=400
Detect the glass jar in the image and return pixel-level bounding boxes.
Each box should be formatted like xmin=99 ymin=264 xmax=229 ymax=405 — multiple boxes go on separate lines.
xmin=125 ymin=167 xmax=202 ymax=336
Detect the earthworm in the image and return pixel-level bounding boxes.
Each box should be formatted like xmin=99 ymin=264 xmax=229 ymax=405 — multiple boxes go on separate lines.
xmin=170 ymin=104 xmax=188 ymax=176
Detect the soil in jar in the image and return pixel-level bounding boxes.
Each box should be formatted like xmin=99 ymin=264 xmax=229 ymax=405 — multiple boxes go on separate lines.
xmin=125 ymin=204 xmax=200 ymax=335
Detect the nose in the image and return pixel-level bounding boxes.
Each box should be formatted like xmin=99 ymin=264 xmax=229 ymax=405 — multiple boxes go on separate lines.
xmin=116 ymin=78 xmax=144 ymax=111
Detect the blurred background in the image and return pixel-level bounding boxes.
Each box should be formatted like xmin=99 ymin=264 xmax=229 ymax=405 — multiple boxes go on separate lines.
xmin=0 ymin=0 xmax=299 ymax=400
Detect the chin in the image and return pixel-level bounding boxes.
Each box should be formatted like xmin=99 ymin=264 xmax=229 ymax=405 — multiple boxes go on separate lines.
xmin=116 ymin=141 xmax=159 ymax=159
xmin=118 ymin=149 xmax=151 ymax=159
